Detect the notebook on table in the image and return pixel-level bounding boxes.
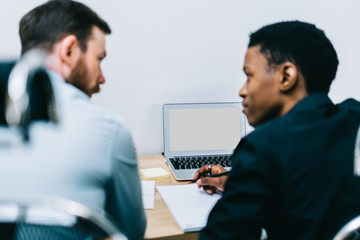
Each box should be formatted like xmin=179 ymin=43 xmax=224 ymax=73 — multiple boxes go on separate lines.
xmin=163 ymin=102 xmax=246 ymax=180
xmin=156 ymin=184 xmax=222 ymax=232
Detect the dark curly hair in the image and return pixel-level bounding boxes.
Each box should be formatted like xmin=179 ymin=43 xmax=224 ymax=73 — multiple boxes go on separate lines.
xmin=249 ymin=21 xmax=339 ymax=94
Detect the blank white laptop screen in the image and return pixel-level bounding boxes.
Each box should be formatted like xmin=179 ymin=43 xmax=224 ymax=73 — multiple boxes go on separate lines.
xmin=163 ymin=102 xmax=246 ymax=180
xmin=169 ymin=108 xmax=241 ymax=151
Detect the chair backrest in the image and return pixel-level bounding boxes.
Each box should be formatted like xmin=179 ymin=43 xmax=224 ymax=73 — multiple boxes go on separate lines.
xmin=333 ymin=216 xmax=360 ymax=240
xmin=0 ymin=50 xmax=58 ymax=141
xmin=0 ymin=61 xmax=16 ymax=126
xmin=0 ymin=196 xmax=127 ymax=240
xmin=334 ymin=128 xmax=360 ymax=240
xmin=355 ymin=126 xmax=360 ymax=176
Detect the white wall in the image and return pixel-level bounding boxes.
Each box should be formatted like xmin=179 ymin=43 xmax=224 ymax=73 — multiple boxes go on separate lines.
xmin=1 ymin=0 xmax=359 ymax=156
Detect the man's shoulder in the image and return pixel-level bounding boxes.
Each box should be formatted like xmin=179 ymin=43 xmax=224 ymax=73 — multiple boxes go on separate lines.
xmin=85 ymin=102 xmax=123 ymax=123
xmin=61 ymin=98 xmax=128 ymax=134
xmin=239 ymin=121 xmax=277 ymax=152
xmin=243 ymin=97 xmax=360 ymax=144
xmin=340 ymin=98 xmax=360 ymax=105
xmin=338 ymin=98 xmax=360 ymax=113
xmin=246 ymin=117 xmax=283 ymax=138
xmin=48 ymin=71 xmax=125 ymax=126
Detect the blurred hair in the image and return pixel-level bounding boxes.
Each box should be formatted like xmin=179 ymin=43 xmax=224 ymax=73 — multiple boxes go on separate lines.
xmin=249 ymin=20 xmax=339 ymax=94
xmin=19 ymin=0 xmax=111 ymax=55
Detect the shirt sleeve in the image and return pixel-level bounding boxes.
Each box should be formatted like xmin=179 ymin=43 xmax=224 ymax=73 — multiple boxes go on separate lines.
xmin=105 ymin=123 xmax=146 ymax=240
xmin=200 ymin=137 xmax=277 ymax=240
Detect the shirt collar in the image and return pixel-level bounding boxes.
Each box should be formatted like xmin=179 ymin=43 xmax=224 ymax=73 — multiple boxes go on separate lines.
xmin=286 ymin=93 xmax=334 ymax=116
xmin=46 ymin=70 xmax=90 ymax=103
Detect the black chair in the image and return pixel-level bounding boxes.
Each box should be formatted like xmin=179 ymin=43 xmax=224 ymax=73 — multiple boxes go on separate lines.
xmin=0 ymin=50 xmax=58 ymax=141
xmin=0 ymin=196 xmax=127 ymax=240
xmin=0 ymin=61 xmax=16 ymax=126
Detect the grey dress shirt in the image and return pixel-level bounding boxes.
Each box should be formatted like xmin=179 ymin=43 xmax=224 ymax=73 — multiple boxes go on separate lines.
xmin=0 ymin=71 xmax=146 ymax=240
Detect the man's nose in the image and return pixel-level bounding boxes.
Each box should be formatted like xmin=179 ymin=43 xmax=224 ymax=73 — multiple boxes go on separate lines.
xmin=239 ymin=82 xmax=247 ymax=98
xmin=98 ymin=71 xmax=105 ymax=84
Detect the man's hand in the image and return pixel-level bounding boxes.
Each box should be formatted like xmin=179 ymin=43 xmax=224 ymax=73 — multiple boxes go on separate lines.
xmin=193 ymin=164 xmax=228 ymax=195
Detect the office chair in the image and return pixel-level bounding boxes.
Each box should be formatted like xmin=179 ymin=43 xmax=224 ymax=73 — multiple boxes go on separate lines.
xmin=355 ymin=126 xmax=360 ymax=176
xmin=333 ymin=216 xmax=360 ymax=240
xmin=0 ymin=196 xmax=127 ymax=240
xmin=0 ymin=50 xmax=58 ymax=141
xmin=332 ymin=127 xmax=360 ymax=240
xmin=0 ymin=61 xmax=16 ymax=126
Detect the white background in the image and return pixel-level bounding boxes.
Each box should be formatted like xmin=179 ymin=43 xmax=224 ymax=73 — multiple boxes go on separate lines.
xmin=1 ymin=0 xmax=359 ymax=156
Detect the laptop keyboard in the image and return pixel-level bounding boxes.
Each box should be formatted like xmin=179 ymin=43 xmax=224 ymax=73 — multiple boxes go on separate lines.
xmin=169 ymin=154 xmax=232 ymax=170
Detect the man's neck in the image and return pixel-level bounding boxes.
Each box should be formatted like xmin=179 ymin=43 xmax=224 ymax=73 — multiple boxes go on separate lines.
xmin=44 ymin=53 xmax=65 ymax=78
xmin=280 ymin=90 xmax=308 ymax=117
xmin=280 ymin=72 xmax=309 ymax=117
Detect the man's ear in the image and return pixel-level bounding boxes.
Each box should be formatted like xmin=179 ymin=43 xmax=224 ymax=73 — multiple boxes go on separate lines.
xmin=58 ymin=35 xmax=81 ymax=74
xmin=278 ymin=61 xmax=298 ymax=92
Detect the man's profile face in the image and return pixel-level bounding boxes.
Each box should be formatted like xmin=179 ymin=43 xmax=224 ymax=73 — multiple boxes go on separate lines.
xmin=239 ymin=45 xmax=284 ymax=127
xmin=68 ymin=26 xmax=107 ymax=97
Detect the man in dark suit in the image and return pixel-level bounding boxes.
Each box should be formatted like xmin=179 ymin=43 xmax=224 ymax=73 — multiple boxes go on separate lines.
xmin=194 ymin=21 xmax=360 ymax=239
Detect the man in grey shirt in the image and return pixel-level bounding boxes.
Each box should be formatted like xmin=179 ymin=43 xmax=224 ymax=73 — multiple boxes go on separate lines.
xmin=0 ymin=1 xmax=146 ymax=239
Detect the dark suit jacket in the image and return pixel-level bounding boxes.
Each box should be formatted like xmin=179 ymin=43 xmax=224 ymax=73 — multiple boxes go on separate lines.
xmin=200 ymin=93 xmax=360 ymax=240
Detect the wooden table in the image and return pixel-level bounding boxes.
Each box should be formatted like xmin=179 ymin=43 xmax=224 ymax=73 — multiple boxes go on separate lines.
xmin=139 ymin=155 xmax=199 ymax=240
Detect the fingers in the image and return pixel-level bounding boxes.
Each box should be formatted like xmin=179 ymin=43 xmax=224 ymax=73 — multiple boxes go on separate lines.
xmin=193 ymin=164 xmax=225 ymax=180
xmin=193 ymin=165 xmax=228 ymax=195
xmin=196 ymin=164 xmax=212 ymax=176
xmin=193 ymin=164 xmax=212 ymax=180
xmin=195 ymin=179 xmax=217 ymax=194
xmin=203 ymin=185 xmax=217 ymax=195
xmin=209 ymin=165 xmax=226 ymax=175
xmin=198 ymin=176 xmax=221 ymax=188
xmin=197 ymin=175 xmax=227 ymax=193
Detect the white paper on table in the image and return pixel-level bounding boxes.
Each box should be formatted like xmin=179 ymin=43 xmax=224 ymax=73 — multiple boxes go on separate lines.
xmin=156 ymin=184 xmax=221 ymax=232
xmin=141 ymin=180 xmax=155 ymax=209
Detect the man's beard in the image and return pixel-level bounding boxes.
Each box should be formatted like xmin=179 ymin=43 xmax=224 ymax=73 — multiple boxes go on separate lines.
xmin=67 ymin=57 xmax=99 ymax=97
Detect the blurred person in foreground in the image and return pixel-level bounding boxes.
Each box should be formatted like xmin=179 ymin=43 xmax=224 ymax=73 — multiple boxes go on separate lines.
xmin=194 ymin=21 xmax=360 ymax=239
xmin=0 ymin=0 xmax=146 ymax=239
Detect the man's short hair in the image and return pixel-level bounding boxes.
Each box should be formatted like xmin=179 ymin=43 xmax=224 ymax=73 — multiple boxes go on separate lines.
xmin=19 ymin=0 xmax=111 ymax=55
xmin=249 ymin=21 xmax=339 ymax=94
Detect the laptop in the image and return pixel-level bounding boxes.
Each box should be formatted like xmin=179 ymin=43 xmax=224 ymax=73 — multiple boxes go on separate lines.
xmin=163 ymin=102 xmax=246 ymax=180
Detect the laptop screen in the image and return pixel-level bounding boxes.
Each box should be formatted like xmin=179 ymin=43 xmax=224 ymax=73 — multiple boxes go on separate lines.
xmin=163 ymin=102 xmax=246 ymax=156
xmin=169 ymin=107 xmax=241 ymax=151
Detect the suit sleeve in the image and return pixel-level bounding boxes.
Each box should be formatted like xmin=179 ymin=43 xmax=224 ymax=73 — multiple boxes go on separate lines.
xmin=200 ymin=137 xmax=278 ymax=240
